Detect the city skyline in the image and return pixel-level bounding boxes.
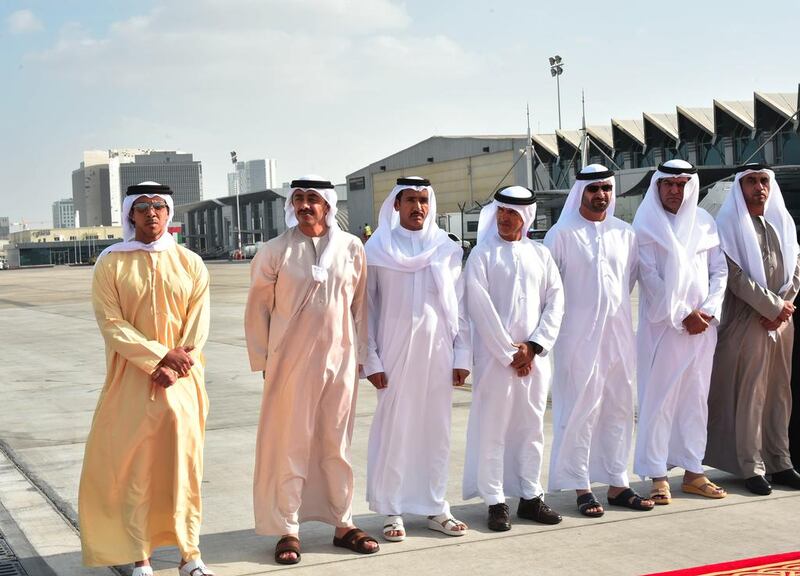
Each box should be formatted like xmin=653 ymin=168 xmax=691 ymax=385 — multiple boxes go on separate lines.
xmin=2 ymin=0 xmax=799 ymax=225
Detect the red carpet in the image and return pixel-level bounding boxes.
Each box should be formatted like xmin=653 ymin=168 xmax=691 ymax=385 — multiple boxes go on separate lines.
xmin=643 ymin=551 xmax=800 ymax=575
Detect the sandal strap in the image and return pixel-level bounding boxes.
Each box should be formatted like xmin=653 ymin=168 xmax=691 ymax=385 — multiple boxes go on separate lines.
xmin=617 ymin=487 xmax=635 ymax=499
xmin=440 ymin=517 xmax=460 ymax=529
xmin=577 ymin=492 xmax=600 ymax=506
xmin=276 ymin=536 xmax=301 ymax=553
xmin=182 ymin=559 xmax=215 ymax=576
xmin=342 ymin=527 xmax=369 ymax=546
xmin=383 ymin=522 xmax=404 ymax=531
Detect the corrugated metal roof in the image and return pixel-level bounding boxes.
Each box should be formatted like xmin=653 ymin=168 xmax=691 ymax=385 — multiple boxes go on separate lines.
xmin=586 ymin=125 xmax=614 ymax=149
xmin=335 ymin=205 xmax=349 ymax=231
xmin=643 ymin=113 xmax=679 ymax=141
xmin=531 ymin=133 xmax=558 ymax=158
xmin=754 ymin=92 xmax=798 ymax=119
xmin=677 ymin=106 xmax=715 ymax=135
xmin=436 ymin=134 xmax=527 ymax=140
xmin=713 ymin=100 xmax=755 ymax=129
xmin=612 ymin=118 xmax=645 ymax=146
xmin=556 ymin=129 xmax=582 ymax=150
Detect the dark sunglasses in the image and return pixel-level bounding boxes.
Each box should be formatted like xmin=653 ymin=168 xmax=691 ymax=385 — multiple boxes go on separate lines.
xmin=132 ymin=201 xmax=169 ymax=213
xmin=586 ymin=184 xmax=613 ymax=193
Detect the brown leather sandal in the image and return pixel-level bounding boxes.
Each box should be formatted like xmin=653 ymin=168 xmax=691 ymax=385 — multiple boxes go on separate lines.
xmin=333 ymin=528 xmax=380 ymax=554
xmin=275 ymin=535 xmax=301 ymax=565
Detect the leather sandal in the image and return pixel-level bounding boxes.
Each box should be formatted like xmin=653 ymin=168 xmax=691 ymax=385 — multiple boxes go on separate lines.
xmin=681 ymin=476 xmax=726 ymax=499
xmin=607 ymin=488 xmax=654 ymax=511
xmin=274 ymin=535 xmax=301 ymax=565
xmin=179 ymin=558 xmax=215 ymax=576
xmin=577 ymin=492 xmax=604 ymax=517
xmin=333 ymin=528 xmax=380 ymax=554
xmin=427 ymin=513 xmax=467 ymax=536
xmin=650 ymin=480 xmax=672 ymax=505
xmin=383 ymin=515 xmax=405 ymax=542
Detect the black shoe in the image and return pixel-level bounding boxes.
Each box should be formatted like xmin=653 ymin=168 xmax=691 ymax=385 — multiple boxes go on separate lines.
xmin=487 ymin=503 xmax=511 ymax=531
xmin=770 ymin=468 xmax=800 ymax=489
xmin=517 ymin=496 xmax=563 ymax=525
xmin=744 ymin=475 xmax=772 ymax=495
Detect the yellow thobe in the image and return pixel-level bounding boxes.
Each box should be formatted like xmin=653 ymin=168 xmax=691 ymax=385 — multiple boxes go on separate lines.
xmin=245 ymin=227 xmax=367 ymax=536
xmin=79 ymin=246 xmax=210 ymax=566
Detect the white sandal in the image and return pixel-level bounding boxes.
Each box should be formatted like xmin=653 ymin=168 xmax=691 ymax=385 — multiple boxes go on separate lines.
xmin=131 ymin=567 xmax=154 ymax=576
xmin=382 ymin=515 xmax=405 ymax=542
xmin=427 ymin=513 xmax=467 ymax=536
xmin=179 ymin=558 xmax=215 ymax=576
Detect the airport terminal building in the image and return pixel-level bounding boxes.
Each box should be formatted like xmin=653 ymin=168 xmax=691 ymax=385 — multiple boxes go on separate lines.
xmin=346 ymin=88 xmax=800 ymax=242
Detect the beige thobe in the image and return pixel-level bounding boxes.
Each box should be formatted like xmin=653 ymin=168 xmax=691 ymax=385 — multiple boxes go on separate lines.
xmin=706 ymin=216 xmax=800 ymax=477
xmin=245 ymin=227 xmax=368 ymax=535
xmin=80 ymin=247 xmax=210 ymax=566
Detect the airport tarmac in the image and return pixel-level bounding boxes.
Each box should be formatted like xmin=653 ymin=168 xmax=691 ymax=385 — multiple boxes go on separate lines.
xmin=0 ymin=262 xmax=798 ymax=576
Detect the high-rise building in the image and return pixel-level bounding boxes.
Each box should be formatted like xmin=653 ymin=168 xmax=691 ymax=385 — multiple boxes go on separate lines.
xmin=119 ymin=151 xmax=203 ymax=206
xmin=52 ymin=198 xmax=75 ymax=228
xmin=0 ymin=217 xmax=9 ymax=240
xmin=228 ymin=158 xmax=278 ymax=196
xmin=71 ymin=149 xmax=204 ymax=226
xmin=72 ymin=151 xmax=111 ymax=227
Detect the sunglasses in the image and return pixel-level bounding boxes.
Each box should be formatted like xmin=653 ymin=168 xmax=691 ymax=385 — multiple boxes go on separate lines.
xmin=586 ymin=184 xmax=613 ymax=193
xmin=132 ymin=201 xmax=169 ymax=213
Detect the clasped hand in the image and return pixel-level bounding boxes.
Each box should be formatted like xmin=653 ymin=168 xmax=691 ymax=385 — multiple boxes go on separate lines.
xmin=151 ymin=346 xmax=195 ymax=388
xmin=760 ymin=300 xmax=795 ymax=331
xmin=682 ymin=310 xmax=714 ymax=335
xmin=510 ymin=342 xmax=534 ymax=377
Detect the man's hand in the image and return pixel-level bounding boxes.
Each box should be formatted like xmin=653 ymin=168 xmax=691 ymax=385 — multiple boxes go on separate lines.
xmin=151 ymin=365 xmax=178 ymax=389
xmin=682 ymin=310 xmax=710 ymax=335
xmin=160 ymin=346 xmax=195 ymax=376
xmin=777 ymin=300 xmax=795 ymax=322
xmin=760 ymin=316 xmax=783 ymax=331
xmin=515 ymin=362 xmax=532 ymax=377
xmin=511 ymin=343 xmax=534 ymax=369
xmin=453 ymin=369 xmax=470 ymax=387
xmin=367 ymin=372 xmax=388 ymax=389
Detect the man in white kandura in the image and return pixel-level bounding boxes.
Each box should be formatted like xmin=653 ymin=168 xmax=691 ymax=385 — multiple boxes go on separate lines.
xmin=364 ymin=176 xmax=470 ymax=541
xmin=633 ymin=159 xmax=728 ymax=504
xmin=463 ymin=185 xmax=564 ymax=532
xmin=245 ymin=176 xmax=377 ymax=565
xmin=546 ymin=164 xmax=654 ymax=517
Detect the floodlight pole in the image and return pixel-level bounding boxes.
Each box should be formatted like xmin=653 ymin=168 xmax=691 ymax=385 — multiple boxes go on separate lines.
xmin=526 ymin=103 xmax=534 ymax=189
xmin=556 ymin=73 xmax=562 ymax=130
xmin=231 ymin=151 xmax=243 ymax=251
xmin=549 ymin=55 xmax=565 ymax=130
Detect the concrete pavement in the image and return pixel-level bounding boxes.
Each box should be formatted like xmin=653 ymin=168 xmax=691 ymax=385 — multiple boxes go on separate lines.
xmin=0 ymin=262 xmax=798 ymax=576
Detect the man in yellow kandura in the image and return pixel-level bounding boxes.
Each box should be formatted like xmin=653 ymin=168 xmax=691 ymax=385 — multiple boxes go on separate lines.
xmin=79 ymin=182 xmax=214 ymax=576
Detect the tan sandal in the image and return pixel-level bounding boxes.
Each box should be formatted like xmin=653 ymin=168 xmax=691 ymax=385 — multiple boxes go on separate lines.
xmin=427 ymin=513 xmax=468 ymax=536
xmin=650 ymin=480 xmax=672 ymax=505
xmin=681 ymin=476 xmax=727 ymax=499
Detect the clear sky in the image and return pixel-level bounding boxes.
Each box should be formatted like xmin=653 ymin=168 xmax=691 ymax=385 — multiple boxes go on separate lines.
xmin=1 ymin=0 xmax=798 ymax=226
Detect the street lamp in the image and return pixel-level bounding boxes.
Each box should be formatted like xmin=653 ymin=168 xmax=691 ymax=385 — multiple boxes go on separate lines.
xmin=230 ymin=151 xmax=243 ymax=252
xmin=549 ymin=55 xmax=565 ymax=130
